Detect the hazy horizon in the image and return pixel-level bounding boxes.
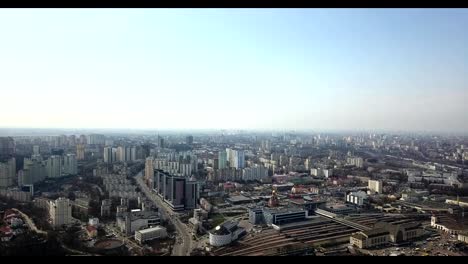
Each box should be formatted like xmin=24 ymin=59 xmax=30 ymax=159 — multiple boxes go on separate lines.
xmin=1 ymin=9 xmax=467 ymax=132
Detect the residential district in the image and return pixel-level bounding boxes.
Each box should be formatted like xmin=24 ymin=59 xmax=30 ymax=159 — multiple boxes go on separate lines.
xmin=1 ymin=131 xmax=468 ymax=256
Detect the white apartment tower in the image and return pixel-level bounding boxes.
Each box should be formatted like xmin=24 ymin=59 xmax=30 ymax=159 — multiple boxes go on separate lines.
xmin=49 ymin=197 xmax=72 ymax=228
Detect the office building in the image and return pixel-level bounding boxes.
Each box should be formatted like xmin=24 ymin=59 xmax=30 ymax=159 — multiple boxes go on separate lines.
xmin=368 ymin=180 xmax=383 ymax=194
xmin=135 ymin=226 xmax=167 ymax=244
xmin=76 ymin=144 xmax=85 ymax=160
xmin=185 ymin=177 xmax=200 ymax=210
xmin=153 ymin=170 xmax=200 ymax=211
xmin=46 ymin=155 xmax=62 ymax=178
xmin=249 ymin=208 xmax=264 ymax=225
xmin=49 ymin=197 xmax=73 ymax=228
xmin=0 ymin=158 xmax=16 ymax=188
xmin=63 ymin=154 xmax=77 ymax=176
xmin=262 ymin=208 xmax=307 ymax=226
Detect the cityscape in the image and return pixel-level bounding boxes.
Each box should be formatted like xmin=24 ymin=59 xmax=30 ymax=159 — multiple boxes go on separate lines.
xmin=1 ymin=9 xmax=468 ymax=256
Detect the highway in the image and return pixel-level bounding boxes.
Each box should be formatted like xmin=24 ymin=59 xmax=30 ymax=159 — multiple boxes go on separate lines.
xmin=134 ymin=171 xmax=195 ymax=256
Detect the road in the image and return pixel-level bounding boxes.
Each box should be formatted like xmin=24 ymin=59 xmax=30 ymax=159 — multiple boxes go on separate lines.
xmin=105 ymin=224 xmax=143 ymax=252
xmin=12 ymin=208 xmax=48 ymax=236
xmin=135 ymin=171 xmax=195 ymax=256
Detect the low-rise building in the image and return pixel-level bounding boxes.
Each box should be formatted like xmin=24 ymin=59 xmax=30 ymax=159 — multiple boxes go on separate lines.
xmin=209 ymin=221 xmax=245 ymax=247
xmin=458 ymin=232 xmax=468 ymax=244
xmin=350 ymin=221 xmax=424 ymax=249
xmin=135 ymin=226 xmax=167 ymax=244
xmin=346 ymin=191 xmax=369 ymax=207
xmin=116 ymin=209 xmax=161 ymax=236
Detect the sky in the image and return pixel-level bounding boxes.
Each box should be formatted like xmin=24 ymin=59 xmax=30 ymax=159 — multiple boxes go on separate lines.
xmin=0 ymin=9 xmax=467 ymax=133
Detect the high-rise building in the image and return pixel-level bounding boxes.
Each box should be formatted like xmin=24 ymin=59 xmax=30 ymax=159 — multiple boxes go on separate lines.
xmin=157 ymin=136 xmax=164 ymax=149
xmin=153 ymin=170 xmax=199 ymax=211
xmin=0 ymin=157 xmax=16 ymax=188
xmin=218 ymin=150 xmax=227 ymax=170
xmin=103 ymin=147 xmax=114 ymax=163
xmin=186 ymin=135 xmax=194 ymax=145
xmin=87 ymin=134 xmax=105 ymax=145
xmin=33 ymin=145 xmax=40 ymax=156
xmin=231 ymin=150 xmax=245 ymax=169
xmin=49 ymin=197 xmax=72 ymax=228
xmin=242 ymin=165 xmax=268 ymax=181
xmin=63 ymin=154 xmax=77 ymax=175
xmin=76 ymin=144 xmax=85 ymax=161
xmin=0 ymin=137 xmax=15 ymax=158
xmin=347 ymin=157 xmax=364 ymax=168
xmin=46 ymin=155 xmax=62 ymax=178
xmin=368 ymin=180 xmax=383 ymax=194
xmin=79 ymin=135 xmax=87 ymax=145
xmin=20 ymin=157 xmax=46 ymax=186
xmin=185 ymin=177 xmax=199 ymax=210
xmin=131 ymin=147 xmax=137 ymax=161
xmin=68 ymin=135 xmax=76 ymax=146
xmin=145 ymin=157 xmax=154 ymax=183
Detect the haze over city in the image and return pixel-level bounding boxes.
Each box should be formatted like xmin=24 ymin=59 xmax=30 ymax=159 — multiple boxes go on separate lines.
xmin=2 ymin=8 xmax=468 ymax=257
xmin=1 ymin=9 xmax=467 ymax=132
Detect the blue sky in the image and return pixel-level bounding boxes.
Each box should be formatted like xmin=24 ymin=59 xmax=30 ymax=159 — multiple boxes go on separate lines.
xmin=0 ymin=9 xmax=467 ymax=132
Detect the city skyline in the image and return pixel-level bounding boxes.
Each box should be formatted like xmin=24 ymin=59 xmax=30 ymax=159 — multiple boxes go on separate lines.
xmin=1 ymin=9 xmax=468 ymax=132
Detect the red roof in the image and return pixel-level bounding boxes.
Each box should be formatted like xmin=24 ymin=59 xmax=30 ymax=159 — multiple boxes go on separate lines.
xmin=0 ymin=226 xmax=13 ymax=235
xmin=86 ymin=226 xmax=97 ymax=232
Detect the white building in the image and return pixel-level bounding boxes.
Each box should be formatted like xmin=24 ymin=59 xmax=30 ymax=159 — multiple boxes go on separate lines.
xmin=209 ymin=221 xmax=245 ymax=247
xmin=242 ymin=165 xmax=268 ymax=181
xmin=346 ymin=191 xmax=368 ymax=206
xmin=89 ymin=218 xmax=99 ymax=227
xmin=347 ymin=157 xmax=364 ymax=168
xmin=0 ymin=158 xmax=16 ymax=188
xmin=368 ymin=180 xmax=383 ymax=194
xmin=49 ymin=198 xmax=72 ymax=228
xmin=311 ymin=168 xmax=333 ymax=178
xmin=116 ymin=210 xmax=161 ymax=236
xmin=135 ymin=226 xmax=167 ymax=244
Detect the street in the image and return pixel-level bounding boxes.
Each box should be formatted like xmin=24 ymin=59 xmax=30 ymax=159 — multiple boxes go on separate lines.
xmin=135 ymin=171 xmax=195 ymax=256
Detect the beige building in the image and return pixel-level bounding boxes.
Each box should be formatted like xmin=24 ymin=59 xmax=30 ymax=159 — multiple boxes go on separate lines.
xmin=76 ymin=144 xmax=85 ymax=161
xmin=144 ymin=157 xmax=154 ymax=183
xmin=368 ymin=180 xmax=383 ymax=194
xmin=350 ymin=221 xmax=424 ymax=249
xmin=458 ymin=232 xmax=468 ymax=243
